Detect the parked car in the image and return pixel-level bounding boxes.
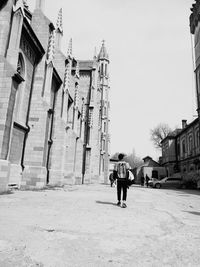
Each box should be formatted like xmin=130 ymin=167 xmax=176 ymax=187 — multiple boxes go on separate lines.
xmin=149 ymin=176 xmax=183 ymax=189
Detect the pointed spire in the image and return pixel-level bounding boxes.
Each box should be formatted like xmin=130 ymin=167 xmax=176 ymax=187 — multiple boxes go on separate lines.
xmin=67 ymin=38 xmax=73 ymax=58
xmin=63 ymin=65 xmax=68 ymax=91
xmin=63 ymin=60 xmax=70 ymax=92
xmin=93 ymin=47 xmax=97 ymax=60
xmin=23 ymin=0 xmax=28 ymax=9
xmin=75 ymin=61 xmax=80 ymax=78
xmin=81 ymin=98 xmax=85 ymax=121
xmin=46 ymin=30 xmax=55 ymax=63
xmin=35 ymin=0 xmax=45 ymax=12
xmin=88 ymin=109 xmax=93 ymax=127
xmin=74 ymin=83 xmax=79 ymax=108
xmin=98 ymin=40 xmax=109 ymax=61
xmin=56 ymin=8 xmax=63 ymax=34
xmin=13 ymin=0 xmax=25 ymax=15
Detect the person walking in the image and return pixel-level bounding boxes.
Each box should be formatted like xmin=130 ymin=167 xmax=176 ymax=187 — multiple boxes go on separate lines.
xmin=109 ymin=173 xmax=116 ymax=187
xmin=145 ymin=174 xmax=150 ymax=188
xmin=113 ymin=153 xmax=130 ymax=208
xmin=141 ymin=176 xmax=144 ymax=186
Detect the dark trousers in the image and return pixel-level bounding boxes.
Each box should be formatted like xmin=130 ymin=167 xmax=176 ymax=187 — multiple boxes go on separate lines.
xmin=117 ymin=180 xmax=127 ymax=201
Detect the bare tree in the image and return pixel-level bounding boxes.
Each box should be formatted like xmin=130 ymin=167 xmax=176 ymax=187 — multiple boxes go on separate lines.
xmin=150 ymin=123 xmax=172 ymax=149
xmin=124 ymin=149 xmax=143 ymax=169
xmin=110 ymin=150 xmax=142 ymax=169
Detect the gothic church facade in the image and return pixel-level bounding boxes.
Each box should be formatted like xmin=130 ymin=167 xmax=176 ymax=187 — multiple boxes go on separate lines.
xmin=0 ymin=0 xmax=110 ymax=192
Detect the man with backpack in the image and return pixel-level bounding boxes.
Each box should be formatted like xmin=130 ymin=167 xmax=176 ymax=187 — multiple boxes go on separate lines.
xmin=113 ymin=153 xmax=130 ymax=208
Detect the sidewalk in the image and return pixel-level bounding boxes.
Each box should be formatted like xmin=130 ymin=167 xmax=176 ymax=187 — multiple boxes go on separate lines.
xmin=0 ymin=184 xmax=200 ymax=266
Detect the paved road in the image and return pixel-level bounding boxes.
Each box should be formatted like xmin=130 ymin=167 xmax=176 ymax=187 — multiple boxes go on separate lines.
xmin=0 ymin=184 xmax=200 ymax=267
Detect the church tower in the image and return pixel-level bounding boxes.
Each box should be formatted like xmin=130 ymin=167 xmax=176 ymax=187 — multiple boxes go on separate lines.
xmin=97 ymin=41 xmax=110 ymax=183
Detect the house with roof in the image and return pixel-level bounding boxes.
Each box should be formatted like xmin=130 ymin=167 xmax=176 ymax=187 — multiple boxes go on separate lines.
xmin=161 ymin=119 xmax=200 ymax=187
xmin=136 ymin=156 xmax=167 ymax=184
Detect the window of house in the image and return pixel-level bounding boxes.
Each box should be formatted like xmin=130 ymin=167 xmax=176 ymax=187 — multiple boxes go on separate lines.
xmin=182 ymin=140 xmax=186 ymax=155
xmin=188 ymin=135 xmax=193 ymax=155
xmin=177 ymin=143 xmax=180 ymax=156
xmin=152 ymin=170 xmax=158 ymax=179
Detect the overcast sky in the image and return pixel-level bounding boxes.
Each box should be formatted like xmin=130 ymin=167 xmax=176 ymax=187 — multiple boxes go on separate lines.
xmin=29 ymin=0 xmax=195 ymax=160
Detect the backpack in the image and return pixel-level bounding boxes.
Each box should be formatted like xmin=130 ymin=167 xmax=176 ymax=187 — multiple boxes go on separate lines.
xmin=117 ymin=162 xmax=128 ymax=179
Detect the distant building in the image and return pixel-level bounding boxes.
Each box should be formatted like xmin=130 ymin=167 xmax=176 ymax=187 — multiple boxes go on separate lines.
xmin=0 ymin=0 xmax=110 ymax=192
xmin=136 ymin=156 xmax=167 ymax=183
xmin=161 ymin=119 xmax=200 ymax=182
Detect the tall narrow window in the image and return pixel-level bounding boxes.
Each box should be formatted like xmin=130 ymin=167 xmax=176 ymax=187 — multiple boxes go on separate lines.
xmin=105 ymin=64 xmax=107 ymax=76
xmin=101 ymin=63 xmax=103 ymax=76
xmin=188 ymin=135 xmax=193 ymax=155
xmin=182 ymin=140 xmax=186 ymax=157
xmin=15 ymin=53 xmax=25 ymax=122
xmin=104 ymin=121 xmax=106 ymax=132
xmin=177 ymin=143 xmax=180 ymax=156
xmin=104 ymin=106 xmax=107 ymax=117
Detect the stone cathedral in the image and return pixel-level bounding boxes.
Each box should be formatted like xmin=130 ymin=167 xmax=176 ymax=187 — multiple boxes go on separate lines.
xmin=0 ymin=0 xmax=110 ymax=192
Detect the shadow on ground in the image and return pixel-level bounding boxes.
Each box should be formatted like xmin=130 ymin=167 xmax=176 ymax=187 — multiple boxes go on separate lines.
xmin=138 ymin=185 xmax=200 ymax=197
xmin=183 ymin=211 xmax=200 ymax=216
xmin=0 ymin=190 xmax=14 ymax=196
xmin=170 ymin=188 xmax=200 ymax=196
xmin=96 ymin=200 xmax=117 ymax=206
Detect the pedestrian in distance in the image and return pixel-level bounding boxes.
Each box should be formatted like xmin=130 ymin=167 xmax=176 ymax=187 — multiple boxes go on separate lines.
xmin=113 ymin=153 xmax=130 ymax=208
xmin=145 ymin=174 xmax=150 ymax=188
xmin=141 ymin=176 xmax=144 ymax=186
xmin=109 ymin=173 xmax=116 ymax=187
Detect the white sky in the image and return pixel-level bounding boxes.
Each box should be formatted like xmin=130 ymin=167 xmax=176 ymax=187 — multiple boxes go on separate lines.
xmin=29 ymin=0 xmax=195 ymax=161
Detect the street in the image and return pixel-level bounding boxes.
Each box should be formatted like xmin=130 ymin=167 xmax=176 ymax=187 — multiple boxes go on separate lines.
xmin=0 ymin=184 xmax=200 ymax=267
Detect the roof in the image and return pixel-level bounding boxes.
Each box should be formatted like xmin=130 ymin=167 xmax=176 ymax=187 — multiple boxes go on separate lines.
xmin=176 ymin=118 xmax=198 ymax=137
xmin=161 ymin=129 xmax=182 ymax=144
xmin=98 ymin=41 xmax=109 ymax=61
xmin=76 ymin=60 xmax=95 ymax=70
xmin=22 ymin=17 xmax=45 ymax=62
xmin=161 ymin=118 xmax=199 ymax=144
xmin=142 ymin=156 xmax=152 ymax=161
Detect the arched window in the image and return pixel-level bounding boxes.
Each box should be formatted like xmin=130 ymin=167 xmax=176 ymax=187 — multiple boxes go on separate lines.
xmin=104 ymin=106 xmax=107 ymax=116
xmin=15 ymin=53 xmax=26 ymax=123
xmin=188 ymin=135 xmax=193 ymax=155
xmin=181 ymin=139 xmax=186 ymax=157
xmin=105 ymin=64 xmax=107 ymax=76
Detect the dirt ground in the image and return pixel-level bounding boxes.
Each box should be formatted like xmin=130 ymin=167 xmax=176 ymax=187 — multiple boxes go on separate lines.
xmin=0 ymin=184 xmax=200 ymax=267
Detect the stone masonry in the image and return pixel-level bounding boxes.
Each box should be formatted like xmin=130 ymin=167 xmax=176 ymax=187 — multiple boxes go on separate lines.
xmin=0 ymin=0 xmax=110 ymax=192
